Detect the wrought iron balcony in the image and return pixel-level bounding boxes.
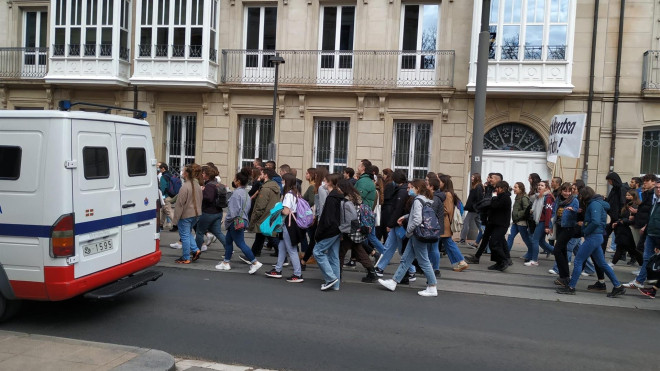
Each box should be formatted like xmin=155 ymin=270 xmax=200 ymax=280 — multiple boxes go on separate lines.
xmin=221 ymin=49 xmax=455 ymax=88
xmin=643 ymin=50 xmax=660 ymax=93
xmin=0 ymin=47 xmax=48 ymax=78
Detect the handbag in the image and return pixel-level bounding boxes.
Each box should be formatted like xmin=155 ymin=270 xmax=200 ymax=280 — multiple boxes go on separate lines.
xmin=232 ymin=193 xmax=248 ymax=231
xmin=374 ymin=191 xmax=382 ymax=227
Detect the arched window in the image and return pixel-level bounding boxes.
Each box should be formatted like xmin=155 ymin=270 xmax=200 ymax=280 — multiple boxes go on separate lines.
xmin=484 ymin=123 xmax=545 ymax=151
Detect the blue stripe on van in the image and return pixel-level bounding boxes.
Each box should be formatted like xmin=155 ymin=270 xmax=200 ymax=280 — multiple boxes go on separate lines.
xmin=0 ymin=224 xmax=51 ymax=238
xmin=0 ymin=209 xmax=156 ymax=238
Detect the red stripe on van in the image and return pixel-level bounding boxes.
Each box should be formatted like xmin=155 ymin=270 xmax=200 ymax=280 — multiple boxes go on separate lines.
xmin=10 ymin=250 xmax=161 ymax=301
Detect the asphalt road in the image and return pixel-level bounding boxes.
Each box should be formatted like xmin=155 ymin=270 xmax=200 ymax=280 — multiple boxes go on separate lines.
xmin=1 ymin=266 xmax=656 ymax=371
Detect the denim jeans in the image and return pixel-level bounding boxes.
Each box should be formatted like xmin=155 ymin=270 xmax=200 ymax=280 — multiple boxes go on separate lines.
xmin=276 ymin=227 xmax=302 ymax=276
xmin=224 ymin=227 xmax=256 ymax=263
xmin=567 ymin=238 xmax=596 ymax=274
xmin=377 ymin=228 xmax=414 ymax=274
xmin=635 ymin=235 xmax=660 ymax=284
xmin=178 ymin=216 xmax=199 ymax=260
xmin=475 ymin=223 xmax=486 ymax=244
xmin=569 ymin=233 xmax=621 ymax=288
xmin=429 ymin=242 xmax=440 ymax=270
xmin=195 ymin=212 xmax=226 ymax=250
xmin=393 ymin=237 xmax=437 ymax=285
xmin=313 ymin=234 xmax=341 ymax=288
xmin=507 ymin=223 xmax=533 ymax=254
xmin=531 ymin=222 xmax=553 ymax=261
xmin=459 ymin=212 xmax=480 ymax=241
xmin=440 ymin=237 xmax=464 ymax=265
xmin=363 ymin=227 xmax=384 ymax=254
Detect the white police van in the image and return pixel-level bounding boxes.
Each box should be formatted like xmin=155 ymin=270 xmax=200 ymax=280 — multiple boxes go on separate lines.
xmin=0 ymin=102 xmax=162 ymax=321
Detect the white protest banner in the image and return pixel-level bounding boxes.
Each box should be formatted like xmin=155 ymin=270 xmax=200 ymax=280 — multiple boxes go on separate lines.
xmin=547 ymin=113 xmax=586 ymax=163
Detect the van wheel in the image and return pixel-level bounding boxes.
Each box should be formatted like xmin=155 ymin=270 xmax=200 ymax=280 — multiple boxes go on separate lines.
xmin=0 ymin=293 xmax=21 ymax=322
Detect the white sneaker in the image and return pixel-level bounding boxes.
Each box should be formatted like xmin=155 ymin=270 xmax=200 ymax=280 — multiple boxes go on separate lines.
xmin=200 ymin=244 xmax=208 ymax=252
xmin=248 ymin=261 xmax=263 ymax=275
xmin=632 ymin=269 xmax=640 ymax=275
xmin=581 ymin=272 xmax=590 ymax=277
xmin=418 ymin=286 xmax=438 ymax=297
xmin=606 ymin=247 xmax=615 ymax=253
xmin=208 ymin=234 xmax=217 ymax=244
xmin=378 ymin=279 xmax=397 ymax=292
xmin=321 ymin=278 xmax=339 ymax=291
xmin=203 ymin=234 xmax=211 ymax=246
xmin=548 ymin=269 xmax=558 ymax=275
xmin=272 ymin=262 xmax=290 ymax=267
xmin=622 ymin=280 xmax=643 ymax=289
xmin=607 ymin=262 xmax=614 ymax=268
xmin=215 ymin=261 xmax=231 ymax=271
xmin=524 ymin=260 xmax=539 ymax=267
xmin=169 ymin=242 xmax=182 ymax=249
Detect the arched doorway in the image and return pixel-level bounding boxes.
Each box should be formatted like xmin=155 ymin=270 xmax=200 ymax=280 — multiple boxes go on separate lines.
xmin=481 ymin=123 xmax=551 ymax=189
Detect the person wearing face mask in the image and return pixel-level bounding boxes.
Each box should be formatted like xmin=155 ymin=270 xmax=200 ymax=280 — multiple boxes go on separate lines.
xmin=551 ymin=183 xmax=579 ymax=287
xmin=378 ymin=179 xmax=439 ymax=297
xmin=610 ymin=189 xmax=643 ymax=267
xmin=525 ymin=180 xmax=555 ymax=267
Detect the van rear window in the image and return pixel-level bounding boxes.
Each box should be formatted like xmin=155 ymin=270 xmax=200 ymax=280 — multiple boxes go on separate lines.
xmin=0 ymin=146 xmax=22 ymax=180
xmin=127 ymin=148 xmax=147 ymax=177
xmin=83 ymin=147 xmax=110 ymax=179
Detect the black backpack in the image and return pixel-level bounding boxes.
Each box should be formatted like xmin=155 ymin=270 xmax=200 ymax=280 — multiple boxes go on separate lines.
xmin=212 ymin=181 xmax=228 ymax=209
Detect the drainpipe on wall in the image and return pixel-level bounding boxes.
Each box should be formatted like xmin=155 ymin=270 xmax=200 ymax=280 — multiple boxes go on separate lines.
xmin=133 ymin=85 xmax=138 ymax=112
xmin=609 ymin=0 xmax=626 ymax=173
xmin=582 ymin=0 xmax=599 ymax=184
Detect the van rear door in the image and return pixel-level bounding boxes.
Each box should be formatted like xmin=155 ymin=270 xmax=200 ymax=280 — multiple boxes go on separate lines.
xmin=115 ymin=123 xmax=157 ymax=263
xmin=72 ymin=120 xmax=122 ymax=278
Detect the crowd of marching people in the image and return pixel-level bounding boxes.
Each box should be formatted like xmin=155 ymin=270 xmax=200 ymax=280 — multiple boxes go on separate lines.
xmin=156 ymin=159 xmax=660 ymax=299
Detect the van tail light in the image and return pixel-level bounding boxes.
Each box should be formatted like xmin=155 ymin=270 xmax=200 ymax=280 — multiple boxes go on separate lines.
xmin=50 ymin=213 xmax=75 ymax=258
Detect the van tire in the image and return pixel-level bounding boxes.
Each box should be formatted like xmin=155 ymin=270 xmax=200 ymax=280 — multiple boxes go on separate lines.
xmin=0 ymin=293 xmax=21 ymax=322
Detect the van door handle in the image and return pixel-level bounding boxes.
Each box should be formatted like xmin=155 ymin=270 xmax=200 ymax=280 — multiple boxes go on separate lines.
xmin=122 ymin=202 xmax=136 ymax=208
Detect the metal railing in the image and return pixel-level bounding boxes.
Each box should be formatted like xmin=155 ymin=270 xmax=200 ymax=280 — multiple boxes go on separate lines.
xmin=0 ymin=47 xmax=48 ymax=78
xmin=643 ymin=50 xmax=660 ymax=90
xmin=221 ymin=49 xmax=455 ymax=87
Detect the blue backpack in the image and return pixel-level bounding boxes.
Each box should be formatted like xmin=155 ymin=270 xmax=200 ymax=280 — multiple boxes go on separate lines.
xmin=164 ymin=172 xmax=182 ymax=197
xmin=260 ymin=202 xmax=284 ymax=237
xmin=294 ymin=196 xmax=314 ymax=229
xmin=357 ymin=203 xmax=376 ymax=234
xmin=413 ymin=199 xmax=442 ymax=243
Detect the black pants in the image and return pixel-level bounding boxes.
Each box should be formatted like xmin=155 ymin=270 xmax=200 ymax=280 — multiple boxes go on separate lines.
xmin=553 ymin=225 xmax=574 ymax=279
xmin=475 ymin=224 xmax=494 ymax=259
xmin=489 ymin=225 xmax=509 ymax=265
xmin=302 ymin=223 xmax=317 ymax=263
xmin=251 ymin=233 xmax=278 ymax=256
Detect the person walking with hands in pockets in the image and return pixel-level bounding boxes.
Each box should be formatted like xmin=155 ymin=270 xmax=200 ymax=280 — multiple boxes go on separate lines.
xmin=378 ymin=179 xmax=439 ymax=297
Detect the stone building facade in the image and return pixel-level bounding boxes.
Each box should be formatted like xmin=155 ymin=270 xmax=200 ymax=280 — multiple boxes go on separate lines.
xmin=1 ymin=0 xmax=659 ymax=197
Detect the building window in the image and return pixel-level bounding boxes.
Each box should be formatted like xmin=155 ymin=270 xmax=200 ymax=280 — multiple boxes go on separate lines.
xmin=23 ymin=11 xmax=48 ymax=69
xmin=399 ymin=4 xmax=439 ymax=83
xmin=244 ymin=6 xmax=277 ymax=68
xmin=483 ymin=123 xmax=545 ymax=151
xmin=166 ymin=113 xmax=197 ymax=173
xmin=392 ymin=121 xmax=431 ymax=180
xmin=314 ymin=119 xmax=349 ymax=174
xmin=0 ymin=146 xmax=22 ymax=180
xmin=489 ymin=0 xmax=569 ymax=61
xmin=52 ymin=0 xmax=129 ymax=58
xmin=138 ymin=0 xmax=207 ymax=58
xmin=641 ymin=129 xmax=660 ymax=175
xmin=82 ymin=146 xmax=110 ymax=179
xmin=239 ymin=117 xmax=274 ymax=170
xmin=320 ymin=6 xmax=354 ymax=69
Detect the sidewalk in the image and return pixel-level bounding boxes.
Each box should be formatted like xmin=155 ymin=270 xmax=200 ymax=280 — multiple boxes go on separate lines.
xmin=158 ymin=228 xmax=659 ymax=311
xmin=0 ymin=330 xmax=175 ymax=371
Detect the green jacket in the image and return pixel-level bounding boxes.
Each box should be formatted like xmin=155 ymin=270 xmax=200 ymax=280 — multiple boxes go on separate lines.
xmin=355 ymin=173 xmax=376 ymax=208
xmin=248 ymin=180 xmax=281 ymax=233
xmin=511 ymin=193 xmax=530 ymax=223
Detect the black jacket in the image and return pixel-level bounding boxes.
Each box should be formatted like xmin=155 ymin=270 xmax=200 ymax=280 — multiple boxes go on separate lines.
xmin=479 ymin=184 xmax=496 ymax=222
xmin=315 ymin=189 xmax=343 ymax=242
xmin=431 ymin=190 xmax=447 ymax=235
xmin=605 ymin=172 xmax=627 ymax=222
xmin=385 ymin=184 xmax=409 ymax=228
xmin=380 ymin=181 xmax=396 ymax=225
xmin=635 ymin=189 xmax=654 ymax=228
xmin=488 ymin=191 xmax=512 ymax=227
xmin=465 ymin=184 xmax=484 ymax=212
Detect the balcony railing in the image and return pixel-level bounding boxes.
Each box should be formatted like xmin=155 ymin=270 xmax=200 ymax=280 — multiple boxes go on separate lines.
xmin=643 ymin=50 xmax=660 ymax=91
xmin=52 ymin=43 xmax=125 ymax=59
xmin=221 ymin=50 xmax=455 ymax=88
xmin=0 ymin=47 xmax=48 ymax=78
xmin=138 ymin=44 xmax=204 ymax=59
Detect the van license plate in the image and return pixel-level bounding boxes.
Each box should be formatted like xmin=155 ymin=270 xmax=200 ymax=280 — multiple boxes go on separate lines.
xmin=83 ymin=239 xmax=113 ymax=256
